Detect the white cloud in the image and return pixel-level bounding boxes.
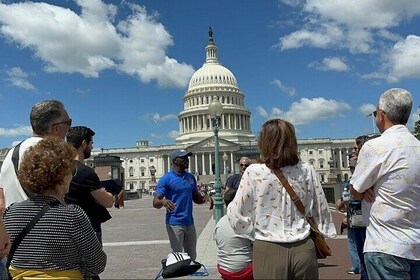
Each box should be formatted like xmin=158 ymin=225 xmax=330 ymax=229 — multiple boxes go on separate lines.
xmin=278 ymin=23 xmax=344 ymax=51
xmin=151 ymin=113 xmax=178 ymax=123
xmin=0 ymin=125 xmax=32 ymax=137
xmin=359 ymin=103 xmax=376 ymax=117
xmin=151 ymin=130 xmax=179 ymax=139
xmin=277 ymin=0 xmax=420 ymax=54
xmin=270 ymin=79 xmax=296 ymax=96
xmin=0 ymin=1 xmax=194 ymax=89
xmin=385 ymin=35 xmax=420 ymax=82
xmin=309 ymin=57 xmax=349 ymax=72
xmin=261 ymin=97 xmax=351 ymax=125
xmin=140 ymin=113 xmax=178 ymax=122
xmin=5 ymin=67 xmax=36 ymax=90
xmin=256 ymin=106 xmax=268 ymax=118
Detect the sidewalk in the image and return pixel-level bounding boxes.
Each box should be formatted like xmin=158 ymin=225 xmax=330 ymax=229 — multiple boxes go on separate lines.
xmin=193 ymin=208 xmax=358 ymax=280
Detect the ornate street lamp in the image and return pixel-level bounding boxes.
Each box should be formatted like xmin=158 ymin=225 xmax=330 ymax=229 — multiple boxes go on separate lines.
xmin=208 ymin=96 xmax=224 ymax=223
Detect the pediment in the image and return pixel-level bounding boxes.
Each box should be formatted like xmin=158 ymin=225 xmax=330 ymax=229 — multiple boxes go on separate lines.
xmin=186 ymin=136 xmax=240 ymax=151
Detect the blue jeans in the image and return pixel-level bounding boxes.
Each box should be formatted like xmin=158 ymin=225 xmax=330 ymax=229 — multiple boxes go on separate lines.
xmin=365 ymin=252 xmax=420 ymax=280
xmin=348 ymin=227 xmax=360 ymax=272
xmin=349 ymin=227 xmax=368 ymax=279
xmin=0 ymin=258 xmax=7 ymax=280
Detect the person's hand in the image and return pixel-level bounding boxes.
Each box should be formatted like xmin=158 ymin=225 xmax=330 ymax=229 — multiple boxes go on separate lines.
xmin=335 ymin=198 xmax=346 ymax=212
xmin=204 ymin=195 xmax=214 ymax=210
xmin=162 ymin=199 xmax=176 ymax=212
xmin=0 ymin=226 xmax=10 ymax=259
xmin=363 ymin=187 xmax=375 ymax=203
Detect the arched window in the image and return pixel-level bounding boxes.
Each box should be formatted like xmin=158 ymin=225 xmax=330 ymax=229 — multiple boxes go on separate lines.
xmin=129 ymin=167 xmax=134 ymax=177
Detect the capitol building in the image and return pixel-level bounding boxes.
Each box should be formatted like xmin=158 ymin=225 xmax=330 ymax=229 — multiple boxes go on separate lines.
xmin=85 ymin=30 xmax=355 ymax=198
xmin=0 ymin=30 xmax=355 ymax=201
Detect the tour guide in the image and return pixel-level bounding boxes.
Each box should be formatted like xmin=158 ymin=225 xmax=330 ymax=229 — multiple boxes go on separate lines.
xmin=153 ymin=149 xmax=213 ymax=261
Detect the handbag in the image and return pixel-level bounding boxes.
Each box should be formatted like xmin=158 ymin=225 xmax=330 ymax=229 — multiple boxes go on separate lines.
xmin=348 ymin=202 xmax=366 ymax=228
xmin=272 ymin=169 xmax=332 ymax=259
xmin=6 ymin=202 xmax=56 ymax=279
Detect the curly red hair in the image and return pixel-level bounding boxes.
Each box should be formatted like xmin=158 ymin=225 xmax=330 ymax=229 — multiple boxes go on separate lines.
xmin=18 ymin=137 xmax=76 ymax=194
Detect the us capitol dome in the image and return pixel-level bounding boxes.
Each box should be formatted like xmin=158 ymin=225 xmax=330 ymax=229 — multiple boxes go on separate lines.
xmin=176 ymin=28 xmax=255 ymax=145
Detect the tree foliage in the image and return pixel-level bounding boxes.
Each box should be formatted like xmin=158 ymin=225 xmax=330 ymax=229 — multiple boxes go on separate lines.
xmin=414 ymin=118 xmax=420 ymax=140
xmin=414 ymin=110 xmax=420 ymax=140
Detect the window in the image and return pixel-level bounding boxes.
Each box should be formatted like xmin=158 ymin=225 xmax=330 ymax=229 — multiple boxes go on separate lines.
xmin=150 ymin=158 xmax=154 ymax=163
xmin=129 ymin=167 xmax=134 ymax=177
xmin=141 ymin=158 xmax=145 ymax=163
xmin=141 ymin=167 xmax=145 ymax=177
xmin=319 ymin=150 xmax=323 ymax=154
xmin=309 ymin=150 xmax=313 ymax=155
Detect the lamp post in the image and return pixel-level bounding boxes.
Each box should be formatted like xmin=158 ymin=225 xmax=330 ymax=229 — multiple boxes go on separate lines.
xmin=149 ymin=165 xmax=156 ymax=198
xmin=222 ymin=153 xmax=229 ymax=185
xmin=208 ymin=96 xmax=224 ymax=223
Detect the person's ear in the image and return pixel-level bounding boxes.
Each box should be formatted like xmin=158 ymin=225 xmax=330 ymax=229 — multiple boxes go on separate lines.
xmin=82 ymin=139 xmax=88 ymax=149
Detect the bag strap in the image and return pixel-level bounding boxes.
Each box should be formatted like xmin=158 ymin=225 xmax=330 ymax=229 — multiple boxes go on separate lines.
xmin=11 ymin=141 xmax=23 ymax=177
xmin=271 ymin=168 xmax=306 ymax=215
xmin=11 ymin=140 xmax=33 ymax=198
xmin=6 ymin=201 xmax=57 ymax=269
xmin=271 ymin=168 xmax=321 ymax=232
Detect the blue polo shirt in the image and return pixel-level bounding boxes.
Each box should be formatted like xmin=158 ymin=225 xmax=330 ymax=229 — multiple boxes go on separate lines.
xmin=156 ymin=170 xmax=198 ymax=226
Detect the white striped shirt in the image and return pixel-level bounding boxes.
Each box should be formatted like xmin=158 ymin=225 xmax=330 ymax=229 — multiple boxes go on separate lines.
xmin=3 ymin=195 xmax=106 ymax=276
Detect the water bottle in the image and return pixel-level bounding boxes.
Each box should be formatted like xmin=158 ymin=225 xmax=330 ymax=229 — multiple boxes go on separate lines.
xmin=342 ymin=187 xmax=350 ymax=202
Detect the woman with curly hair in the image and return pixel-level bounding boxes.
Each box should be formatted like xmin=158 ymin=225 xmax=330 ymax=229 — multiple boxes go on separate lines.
xmin=227 ymin=119 xmax=336 ymax=279
xmin=3 ymin=137 xmax=106 ymax=279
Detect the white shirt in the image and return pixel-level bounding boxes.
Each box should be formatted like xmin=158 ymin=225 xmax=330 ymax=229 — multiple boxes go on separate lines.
xmin=227 ymin=162 xmax=336 ymax=243
xmin=0 ymin=137 xmax=42 ymax=208
xmin=213 ymin=215 xmax=253 ymax=272
xmin=351 ymin=125 xmax=420 ymax=260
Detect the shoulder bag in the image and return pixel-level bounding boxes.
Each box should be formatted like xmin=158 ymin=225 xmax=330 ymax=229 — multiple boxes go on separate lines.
xmin=6 ymin=202 xmax=55 ymax=279
xmin=272 ymin=169 xmax=332 ymax=259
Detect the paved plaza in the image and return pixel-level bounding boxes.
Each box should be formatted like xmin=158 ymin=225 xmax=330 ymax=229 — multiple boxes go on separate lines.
xmin=101 ymin=196 xmax=359 ymax=279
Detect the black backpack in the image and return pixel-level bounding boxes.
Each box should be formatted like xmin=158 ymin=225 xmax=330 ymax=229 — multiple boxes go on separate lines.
xmin=161 ymin=252 xmax=202 ymax=278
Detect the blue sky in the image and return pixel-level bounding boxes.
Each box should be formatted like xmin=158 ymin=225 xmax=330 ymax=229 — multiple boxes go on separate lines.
xmin=0 ymin=0 xmax=419 ymax=149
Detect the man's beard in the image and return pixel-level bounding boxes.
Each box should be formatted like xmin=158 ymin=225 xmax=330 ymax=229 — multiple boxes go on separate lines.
xmin=83 ymin=147 xmax=91 ymax=159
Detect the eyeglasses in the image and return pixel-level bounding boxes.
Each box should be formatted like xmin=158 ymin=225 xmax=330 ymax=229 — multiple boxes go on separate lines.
xmin=52 ymin=119 xmax=72 ymax=127
xmin=373 ymin=109 xmax=385 ymax=118
xmin=240 ymin=164 xmax=250 ymax=168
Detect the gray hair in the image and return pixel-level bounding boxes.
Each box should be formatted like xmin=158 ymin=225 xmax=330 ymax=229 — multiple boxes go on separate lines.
xmin=378 ymin=88 xmax=412 ymax=125
xmin=30 ymin=100 xmax=66 ymax=135
xmin=240 ymin=157 xmax=251 ymax=163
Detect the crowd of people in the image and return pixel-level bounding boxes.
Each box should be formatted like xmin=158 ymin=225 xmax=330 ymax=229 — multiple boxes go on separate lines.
xmin=0 ymin=87 xmax=418 ymax=280
xmin=0 ymin=100 xmax=111 ymax=279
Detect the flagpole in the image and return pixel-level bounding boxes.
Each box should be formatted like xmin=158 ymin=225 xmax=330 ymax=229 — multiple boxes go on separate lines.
xmin=372 ymin=115 xmax=375 ymax=134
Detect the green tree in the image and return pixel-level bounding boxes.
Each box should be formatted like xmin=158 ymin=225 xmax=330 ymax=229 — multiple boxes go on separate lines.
xmin=414 ymin=118 xmax=420 ymax=140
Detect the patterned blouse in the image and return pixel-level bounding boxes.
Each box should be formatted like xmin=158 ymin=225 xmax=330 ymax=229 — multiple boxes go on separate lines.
xmin=227 ymin=162 xmax=336 ymax=243
xmin=3 ymin=195 xmax=106 ymax=276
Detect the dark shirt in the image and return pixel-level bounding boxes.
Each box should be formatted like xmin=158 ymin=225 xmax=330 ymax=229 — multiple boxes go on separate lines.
xmin=4 ymin=195 xmax=106 ymax=275
xmin=65 ymin=161 xmax=111 ymax=232
xmin=225 ymin=174 xmax=242 ymax=190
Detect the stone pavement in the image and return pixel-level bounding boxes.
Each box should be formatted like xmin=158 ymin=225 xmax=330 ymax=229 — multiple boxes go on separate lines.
xmin=101 ymin=197 xmax=359 ymax=279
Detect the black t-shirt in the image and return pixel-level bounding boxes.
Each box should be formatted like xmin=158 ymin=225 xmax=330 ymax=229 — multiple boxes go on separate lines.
xmin=225 ymin=173 xmax=242 ymax=190
xmin=65 ymin=161 xmax=111 ymax=231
